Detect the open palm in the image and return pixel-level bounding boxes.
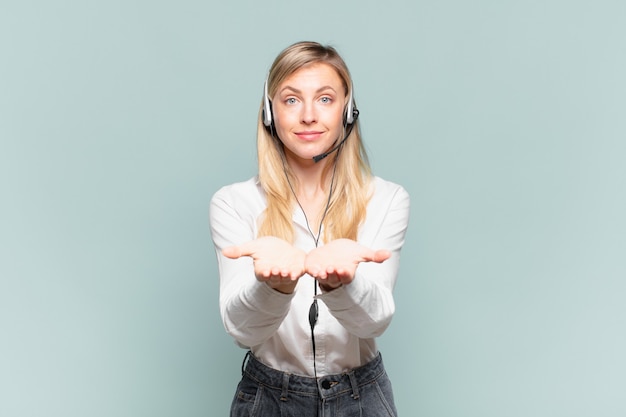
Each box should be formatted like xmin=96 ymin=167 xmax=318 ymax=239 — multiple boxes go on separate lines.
xmin=223 ymin=236 xmax=306 ymax=293
xmin=305 ymin=239 xmax=390 ymax=289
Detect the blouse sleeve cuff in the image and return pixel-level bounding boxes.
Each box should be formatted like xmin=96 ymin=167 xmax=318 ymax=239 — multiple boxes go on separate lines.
xmin=316 ymin=273 xmax=370 ymax=310
xmin=245 ymin=280 xmax=296 ymax=314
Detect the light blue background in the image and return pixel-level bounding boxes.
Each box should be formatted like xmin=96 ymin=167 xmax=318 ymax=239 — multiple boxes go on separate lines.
xmin=1 ymin=1 xmax=625 ymax=416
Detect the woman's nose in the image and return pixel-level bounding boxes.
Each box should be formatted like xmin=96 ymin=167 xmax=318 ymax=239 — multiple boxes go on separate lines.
xmin=301 ymin=102 xmax=317 ymax=124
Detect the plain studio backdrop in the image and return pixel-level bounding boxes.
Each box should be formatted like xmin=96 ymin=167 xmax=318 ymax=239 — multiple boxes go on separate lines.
xmin=1 ymin=1 xmax=625 ymax=416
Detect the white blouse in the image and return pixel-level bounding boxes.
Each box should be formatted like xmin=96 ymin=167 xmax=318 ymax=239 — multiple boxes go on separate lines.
xmin=209 ymin=176 xmax=410 ymax=376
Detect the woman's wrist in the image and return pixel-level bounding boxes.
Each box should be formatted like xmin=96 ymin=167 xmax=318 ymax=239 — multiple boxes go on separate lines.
xmin=319 ymin=282 xmax=342 ymax=292
xmin=267 ymin=281 xmax=298 ymax=294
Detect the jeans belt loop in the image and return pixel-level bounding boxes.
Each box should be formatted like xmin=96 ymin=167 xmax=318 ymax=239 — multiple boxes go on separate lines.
xmin=241 ymin=351 xmax=251 ymax=376
xmin=280 ymin=372 xmax=290 ymax=401
xmin=348 ymin=370 xmax=360 ymax=400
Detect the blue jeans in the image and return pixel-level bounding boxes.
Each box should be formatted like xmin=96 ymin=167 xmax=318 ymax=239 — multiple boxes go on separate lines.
xmin=230 ymin=352 xmax=398 ymax=417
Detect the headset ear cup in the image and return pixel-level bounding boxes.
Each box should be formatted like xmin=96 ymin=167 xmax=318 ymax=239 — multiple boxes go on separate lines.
xmin=263 ymin=79 xmax=272 ymax=127
xmin=350 ymin=108 xmax=359 ymax=125
xmin=263 ymin=102 xmax=275 ymax=133
xmin=345 ymin=102 xmax=354 ymax=125
xmin=345 ymin=87 xmax=356 ymax=125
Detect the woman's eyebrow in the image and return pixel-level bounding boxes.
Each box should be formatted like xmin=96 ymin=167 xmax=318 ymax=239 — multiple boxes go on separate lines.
xmin=279 ymin=85 xmax=337 ymax=95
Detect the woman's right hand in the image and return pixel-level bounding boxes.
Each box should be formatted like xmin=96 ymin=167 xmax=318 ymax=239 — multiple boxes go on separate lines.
xmin=222 ymin=236 xmax=306 ymax=294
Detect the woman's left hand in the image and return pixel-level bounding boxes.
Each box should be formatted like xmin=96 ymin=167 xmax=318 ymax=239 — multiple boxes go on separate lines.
xmin=304 ymin=239 xmax=390 ymax=290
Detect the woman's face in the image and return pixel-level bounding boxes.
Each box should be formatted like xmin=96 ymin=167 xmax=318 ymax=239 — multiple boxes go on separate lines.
xmin=271 ymin=63 xmax=346 ymax=165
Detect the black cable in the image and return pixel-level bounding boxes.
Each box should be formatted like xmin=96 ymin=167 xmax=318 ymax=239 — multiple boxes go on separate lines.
xmin=283 ymin=151 xmax=339 ymax=383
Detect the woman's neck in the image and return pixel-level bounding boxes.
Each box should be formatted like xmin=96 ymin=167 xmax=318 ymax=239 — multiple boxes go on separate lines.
xmin=285 ymin=156 xmax=335 ymax=232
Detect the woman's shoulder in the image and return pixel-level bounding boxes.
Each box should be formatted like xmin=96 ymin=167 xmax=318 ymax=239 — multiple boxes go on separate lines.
xmin=213 ymin=176 xmax=258 ymax=194
xmin=370 ymin=176 xmax=410 ymax=201
xmin=211 ymin=176 xmax=264 ymax=205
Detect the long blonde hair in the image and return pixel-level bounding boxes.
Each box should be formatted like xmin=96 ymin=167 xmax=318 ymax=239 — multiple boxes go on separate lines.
xmin=257 ymin=41 xmax=371 ymax=243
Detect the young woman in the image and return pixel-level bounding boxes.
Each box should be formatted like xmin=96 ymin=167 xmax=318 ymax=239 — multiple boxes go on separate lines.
xmin=210 ymin=41 xmax=410 ymax=417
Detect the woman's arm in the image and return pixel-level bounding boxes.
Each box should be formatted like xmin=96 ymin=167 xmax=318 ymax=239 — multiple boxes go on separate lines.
xmin=311 ymin=183 xmax=410 ymax=338
xmin=210 ymin=185 xmax=301 ymax=347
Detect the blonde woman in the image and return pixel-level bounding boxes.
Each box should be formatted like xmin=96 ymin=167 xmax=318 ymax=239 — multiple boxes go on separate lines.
xmin=210 ymin=41 xmax=410 ymax=416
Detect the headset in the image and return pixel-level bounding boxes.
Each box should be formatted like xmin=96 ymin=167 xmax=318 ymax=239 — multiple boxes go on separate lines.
xmin=262 ymin=78 xmax=358 ymax=128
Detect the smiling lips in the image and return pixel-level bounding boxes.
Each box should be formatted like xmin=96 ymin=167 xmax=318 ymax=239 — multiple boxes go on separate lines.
xmin=295 ymin=131 xmax=324 ymax=141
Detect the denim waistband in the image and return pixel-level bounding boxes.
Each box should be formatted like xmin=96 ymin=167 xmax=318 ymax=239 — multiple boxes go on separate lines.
xmin=241 ymin=352 xmax=387 ymax=400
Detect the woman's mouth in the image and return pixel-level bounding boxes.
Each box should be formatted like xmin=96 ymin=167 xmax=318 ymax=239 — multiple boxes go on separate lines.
xmin=295 ymin=131 xmax=323 ymax=141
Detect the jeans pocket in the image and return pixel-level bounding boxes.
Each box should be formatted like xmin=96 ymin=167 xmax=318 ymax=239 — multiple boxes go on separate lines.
xmin=230 ymin=378 xmax=262 ymax=417
xmin=358 ymin=378 xmax=398 ymax=417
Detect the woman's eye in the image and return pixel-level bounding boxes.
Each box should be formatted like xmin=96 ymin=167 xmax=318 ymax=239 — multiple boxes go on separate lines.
xmin=320 ymin=97 xmax=332 ymax=104
xmin=285 ymin=98 xmax=297 ymax=105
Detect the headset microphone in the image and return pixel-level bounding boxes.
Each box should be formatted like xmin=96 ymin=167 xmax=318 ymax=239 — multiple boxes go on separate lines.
xmin=311 ymin=109 xmax=359 ymax=163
